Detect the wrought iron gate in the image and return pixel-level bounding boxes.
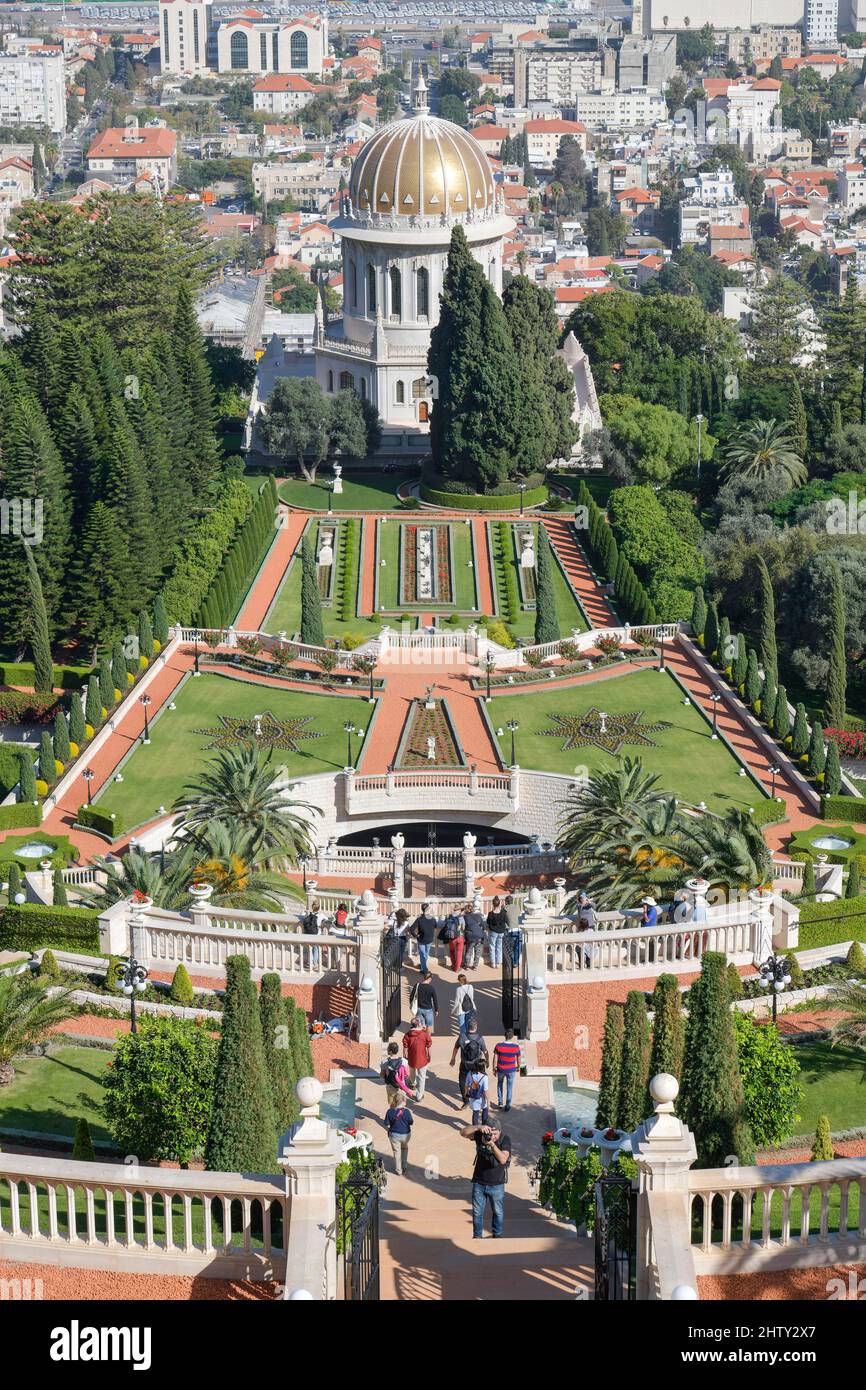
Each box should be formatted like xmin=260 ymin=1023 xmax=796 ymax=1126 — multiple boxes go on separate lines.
xmin=337 ymin=1174 xmax=380 ymax=1301
xmin=501 ymin=929 xmax=525 ymax=1036
xmin=382 ymin=929 xmax=403 ymax=1040
xmin=594 ymin=1174 xmax=636 ymax=1301
xmin=404 ymin=850 xmax=464 ymax=899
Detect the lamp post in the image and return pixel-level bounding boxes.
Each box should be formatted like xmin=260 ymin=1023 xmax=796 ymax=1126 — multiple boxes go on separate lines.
xmin=344 ymin=721 xmax=356 ymax=768
xmin=484 ymin=651 xmax=494 ymax=703
xmin=758 ymin=951 xmax=792 ymax=1024
xmin=300 ymin=854 xmax=308 ymax=890
xmin=191 ymin=629 xmax=201 ymax=677
xmin=139 ymin=693 xmax=152 ymax=745
xmin=82 ymin=767 xmax=94 ymax=805
xmin=695 ymin=412 xmax=705 ymax=481
xmin=658 ymin=632 xmax=665 ymax=673
xmin=518 ymin=481 xmax=527 ymax=516
xmin=119 ymin=896 xmax=151 ymax=1035
xmin=710 ymin=691 xmax=722 ymax=739
xmin=327 ymin=482 xmax=334 ymax=516
xmin=768 ymin=763 xmax=780 ymax=801
xmin=507 ymin=719 xmax=519 ymax=767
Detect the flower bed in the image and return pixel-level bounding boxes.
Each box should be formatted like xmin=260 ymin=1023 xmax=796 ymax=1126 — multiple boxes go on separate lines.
xmin=400 ymin=524 xmax=453 ymax=605
xmin=395 ymin=697 xmax=465 ymax=768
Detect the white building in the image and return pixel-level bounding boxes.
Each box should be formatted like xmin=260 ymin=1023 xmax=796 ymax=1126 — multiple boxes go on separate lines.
xmin=252 ymin=74 xmax=320 ymax=116
xmin=309 ymin=81 xmax=514 ymax=449
xmin=572 ymin=88 xmax=667 ymax=129
xmin=726 ymin=78 xmax=781 ymax=144
xmin=0 ymin=49 xmax=66 ymax=135
xmin=805 ymin=0 xmax=840 ymax=47
xmin=524 ymin=118 xmax=588 ymax=168
xmin=158 ymin=0 xmax=213 ymax=78
xmin=86 ymin=120 xmax=178 ymax=189
xmin=216 ymin=15 xmax=327 ymax=78
xmin=838 ymin=161 xmax=866 ymax=214
xmin=513 ymin=48 xmax=609 ymax=108
xmin=638 ymin=0 xmax=806 ymax=33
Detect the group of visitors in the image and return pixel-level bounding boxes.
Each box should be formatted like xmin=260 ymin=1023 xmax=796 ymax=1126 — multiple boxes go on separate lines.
xmin=385 ymin=896 xmax=522 ymax=973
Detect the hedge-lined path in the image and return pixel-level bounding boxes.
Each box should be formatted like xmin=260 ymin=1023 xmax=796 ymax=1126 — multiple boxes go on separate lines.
xmin=356 ymin=951 xmax=593 ymax=1300
xmin=360 ymin=661 xmax=501 ymax=775
xmin=472 ymin=519 xmax=495 ymax=616
xmin=359 ymin=515 xmax=377 ymax=617
xmin=541 ymin=517 xmax=618 ymax=631
xmin=235 ymin=506 xmax=307 ymax=631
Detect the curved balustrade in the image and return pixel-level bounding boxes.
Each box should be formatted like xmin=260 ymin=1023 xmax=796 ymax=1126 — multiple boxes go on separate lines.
xmin=547 ymin=917 xmax=758 ymax=977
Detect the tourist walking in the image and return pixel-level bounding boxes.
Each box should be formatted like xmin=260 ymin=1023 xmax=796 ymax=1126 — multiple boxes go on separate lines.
xmin=381 ymin=1042 xmax=416 ymax=1107
xmin=393 ymin=908 xmax=411 ymax=965
xmin=403 ymin=1015 xmax=433 ymax=1100
xmin=492 ymin=1029 xmax=522 ymax=1112
xmin=465 ymin=1059 xmax=490 ymax=1128
xmin=441 ymin=908 xmax=466 ymax=972
xmin=384 ymin=1094 xmax=413 ymax=1175
xmin=410 ymin=970 xmax=439 ymax=1033
xmin=463 ymin=903 xmax=487 ymax=970
xmin=504 ymin=894 xmax=522 ymax=964
xmin=334 ymin=902 xmax=349 ymax=931
xmin=486 ymin=896 xmax=508 ymax=968
xmin=302 ymin=898 xmax=322 ymax=970
xmin=413 ymin=902 xmax=438 ymax=973
xmin=577 ymin=892 xmax=598 ymax=931
xmin=461 ymin=1117 xmax=511 ymax=1239
xmin=451 ymin=973 xmax=476 ymax=1041
xmin=641 ymin=895 xmax=659 ymax=927
xmin=450 ymin=1018 xmax=488 ymax=1103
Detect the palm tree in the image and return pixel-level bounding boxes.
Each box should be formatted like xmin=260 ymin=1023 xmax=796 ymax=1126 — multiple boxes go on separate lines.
xmin=558 ymin=757 xmax=672 ymax=863
xmin=81 ymin=846 xmax=197 ymax=913
xmin=828 ymin=983 xmax=866 ymax=1049
xmin=172 ymin=743 xmax=318 ymax=862
xmin=185 ymin=822 xmax=305 ymax=910
xmin=719 ymin=419 xmax=807 ymax=488
xmin=681 ymin=808 xmax=773 ymax=891
xmin=0 ymin=972 xmax=77 ymax=1085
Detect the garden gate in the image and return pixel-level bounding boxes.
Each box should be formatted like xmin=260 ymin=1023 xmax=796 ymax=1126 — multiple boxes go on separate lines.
xmin=594 ymin=1174 xmax=636 ymax=1301
xmin=404 ymin=849 xmax=463 ymax=899
xmin=381 ymin=929 xmax=403 ymax=1040
xmin=501 ymin=930 xmax=525 ymax=1036
xmin=337 ymin=1172 xmax=380 ymax=1301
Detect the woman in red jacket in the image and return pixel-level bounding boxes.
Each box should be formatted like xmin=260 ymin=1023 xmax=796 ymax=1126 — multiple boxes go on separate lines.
xmin=402 ymin=1016 xmax=433 ymax=1100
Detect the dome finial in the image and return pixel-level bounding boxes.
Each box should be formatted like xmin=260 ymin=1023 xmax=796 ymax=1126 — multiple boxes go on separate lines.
xmin=412 ymin=61 xmax=429 ymax=117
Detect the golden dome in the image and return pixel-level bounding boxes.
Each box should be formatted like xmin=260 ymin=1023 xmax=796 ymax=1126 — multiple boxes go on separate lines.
xmin=348 ymin=115 xmax=496 ymax=219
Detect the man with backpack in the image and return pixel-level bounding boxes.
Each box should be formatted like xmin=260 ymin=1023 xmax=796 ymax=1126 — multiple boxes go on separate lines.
xmin=403 ymin=1015 xmax=433 ymax=1099
xmin=303 ymin=898 xmax=322 ymax=970
xmin=451 ymin=973 xmax=475 ymax=1042
xmin=381 ymin=1041 xmax=416 ymax=1107
xmin=450 ymin=1018 xmax=488 ymax=1104
xmin=461 ymin=1117 xmax=512 ymax=1239
xmin=413 ymin=902 xmax=438 ymax=973
xmin=463 ymin=903 xmax=487 ymax=970
xmin=465 ymin=1059 xmax=490 ymax=1128
xmin=441 ymin=907 xmax=466 ymax=972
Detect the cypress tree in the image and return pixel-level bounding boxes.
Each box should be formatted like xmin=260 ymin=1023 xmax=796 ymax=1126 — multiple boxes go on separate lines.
xmin=104 ymin=398 xmax=159 ymax=609
xmin=138 ymin=608 xmax=154 ymax=663
xmin=648 ymin=975 xmax=685 ymax=1097
xmin=862 ymin=332 xmax=866 ymax=426
xmin=617 ymin=990 xmax=651 ymax=1133
xmin=259 ymin=973 xmax=298 ymax=1132
xmin=791 ymin=702 xmax=809 ymax=758
xmin=774 ymin=685 xmax=790 ymax=741
xmin=72 ymin=1117 xmax=96 ymax=1162
xmin=690 ymin=586 xmax=707 ymax=641
xmin=760 ymin=669 xmax=777 ymax=726
xmin=745 ymin=648 xmax=761 ymax=706
xmin=290 ymin=1000 xmax=315 ymax=1086
xmin=7 ymin=862 xmax=22 ymax=900
xmin=0 ymin=390 xmax=70 ymax=634
xmin=755 ymin=555 xmax=777 ymax=683
xmin=788 ymin=378 xmax=808 ymax=460
xmin=717 ymin=614 xmax=731 ymax=670
xmin=534 ymin=525 xmax=559 ymax=645
xmin=39 ymin=729 xmax=55 ymax=784
xmin=300 ymin=533 xmax=325 ymax=647
xmin=823 ymin=739 xmax=842 ymax=796
xmin=205 ymin=955 xmax=278 ymax=1174
xmin=53 ymin=710 xmax=70 ymax=764
xmin=704 ymin=601 xmax=719 ymax=658
xmin=679 ymin=952 xmax=754 ymax=1168
xmin=152 ymin=594 xmax=169 ymax=645
xmin=811 ymin=1115 xmax=834 ymax=1161
xmin=732 ymin=633 xmax=747 ymax=688
xmin=172 ymin=282 xmax=221 ymax=494
xmin=808 ymin=720 xmax=826 ymax=778
xmin=596 ymin=1002 xmax=625 ymax=1130
xmin=847 ymin=940 xmax=866 ymax=971
xmin=85 ymin=674 xmax=101 ymax=727
xmin=824 ymin=560 xmax=847 ymax=729
xmin=846 ymin=856 xmax=861 ymax=898
xmin=69 ymin=693 xmax=86 ymax=748
xmin=832 ymin=398 xmax=843 ymax=435
xmin=17 ymin=749 xmax=36 ymax=803
xmin=25 ymin=545 xmax=53 ymax=694
xmin=800 ymin=856 xmax=816 ymax=898
xmin=98 ymin=653 xmax=115 ymax=709
xmin=169 ymin=963 xmax=194 ymax=1005
xmin=52 ymin=867 xmax=68 ymax=907
xmin=111 ymin=639 xmax=128 ymax=695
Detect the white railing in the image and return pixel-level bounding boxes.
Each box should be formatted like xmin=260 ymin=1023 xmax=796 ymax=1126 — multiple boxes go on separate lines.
xmin=344 ymin=766 xmax=519 ymax=814
xmin=303 ymin=889 xmax=558 ymax=919
xmin=688 ymin=1159 xmax=866 ymax=1274
xmin=140 ymin=915 xmax=357 ymax=979
xmin=546 ymin=917 xmax=758 ymax=978
xmin=771 ymin=858 xmax=804 ymax=884
xmin=488 ymin=623 xmax=680 ymax=670
xmin=473 ymin=849 xmax=566 ymax=875
xmin=61 ymin=866 xmax=107 ymax=887
xmin=0 ymin=1152 xmax=287 ymax=1278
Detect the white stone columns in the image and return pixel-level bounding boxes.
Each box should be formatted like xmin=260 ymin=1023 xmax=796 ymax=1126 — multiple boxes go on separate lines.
xmin=631 ymin=1074 xmax=699 ymax=1301
xmin=279 ymin=1077 xmax=342 ymax=1300
xmin=749 ymin=887 xmax=774 ymax=966
xmin=353 ymin=888 xmax=383 ymax=1044
xmin=522 ymin=887 xmax=550 ymax=1042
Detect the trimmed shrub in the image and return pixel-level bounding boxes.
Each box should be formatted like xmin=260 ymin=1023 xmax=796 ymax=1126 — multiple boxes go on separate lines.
xmin=75 ymin=805 xmax=122 ymax=839
xmin=596 ymin=1000 xmax=625 ymax=1130
xmin=53 ymin=710 xmax=71 ymax=765
xmin=421 ymin=482 xmax=548 ymax=511
xmin=726 ymin=963 xmax=744 ymax=1000
xmin=169 ymin=963 xmax=195 ymax=1006
xmin=847 ymin=857 xmax=861 ymax=898
xmin=0 ymin=904 xmax=99 ymax=954
xmin=38 ymin=948 xmax=60 ymax=979
xmin=846 ymin=940 xmax=866 ymax=974
xmin=52 ymin=868 xmax=68 ymax=907
xmin=38 ymin=730 xmax=55 ymax=785
xmin=617 ymin=990 xmax=650 ymax=1132
xmin=786 ymin=953 xmax=805 ymax=987
xmin=0 ymin=803 xmax=42 ymax=831
xmin=821 ymin=794 xmax=859 ymax=821
xmin=72 ymin=1117 xmax=96 ymax=1162
xmin=6 ymin=862 xmax=22 ymax=900
xmin=811 ymin=1115 xmax=834 ymax=1162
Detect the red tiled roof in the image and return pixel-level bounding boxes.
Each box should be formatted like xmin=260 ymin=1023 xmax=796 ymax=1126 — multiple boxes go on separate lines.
xmin=524 ymin=118 xmax=587 ymax=134
xmin=253 ymin=74 xmax=317 ymax=92
xmin=87 ymin=127 xmax=176 ymax=160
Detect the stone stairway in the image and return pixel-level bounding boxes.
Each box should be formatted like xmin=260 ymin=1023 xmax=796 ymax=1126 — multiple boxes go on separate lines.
xmin=541 ymin=517 xmax=618 ymax=631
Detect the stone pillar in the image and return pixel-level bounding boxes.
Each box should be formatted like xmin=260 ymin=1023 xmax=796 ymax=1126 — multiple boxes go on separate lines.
xmin=98 ymin=899 xmax=130 ymax=957
xmin=522 ymin=887 xmax=550 ymax=1042
xmin=343 ymin=767 xmax=355 ymax=813
xmin=631 ymin=1075 xmax=698 ymax=1302
xmin=469 ymin=764 xmax=478 ymax=795
xmin=353 ymin=888 xmax=383 ymax=1044
xmin=306 ymin=878 xmax=319 ymax=913
xmin=225 ymin=626 xmax=238 ymax=649
xmin=749 ymin=887 xmax=774 ymax=965
xmin=187 ymin=880 xmax=214 ymax=930
xmin=279 ymin=1077 xmax=342 ymax=1300
xmin=508 ymin=766 xmax=520 ymax=806
xmin=815 ymin=853 xmax=843 ymax=902
xmin=771 ymin=894 xmax=800 ymax=952
xmin=462 ymin=830 xmax=476 ymax=900
xmin=391 ymin=833 xmax=405 ymax=898
xmin=684 ymin=875 xmax=709 ymax=922
xmin=378 ymin=625 xmax=391 ymax=659
xmin=553 ymin=876 xmax=568 ymax=915
xmin=386 ymin=768 xmax=395 ymax=797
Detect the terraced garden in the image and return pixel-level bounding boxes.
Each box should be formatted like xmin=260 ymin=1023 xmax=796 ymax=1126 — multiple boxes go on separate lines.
xmin=263 ymin=516 xmax=379 ymax=642
xmin=375 ymin=519 xmax=479 ymax=614
xmin=488 ymin=520 xmax=588 ymax=639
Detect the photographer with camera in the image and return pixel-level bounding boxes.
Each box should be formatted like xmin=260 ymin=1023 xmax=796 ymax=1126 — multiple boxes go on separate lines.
xmin=460 ymin=1118 xmax=512 ymax=1239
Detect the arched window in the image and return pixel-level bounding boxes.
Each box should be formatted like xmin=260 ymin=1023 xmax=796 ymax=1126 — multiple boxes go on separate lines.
xmin=411 ymin=377 xmax=428 ymax=400
xmin=418 ymin=400 xmax=429 ymax=422
xmin=260 ymin=31 xmax=268 ymax=68
xmin=389 ymin=266 xmax=402 ymax=321
xmin=327 ymin=370 xmax=334 ymax=392
xmin=350 ymin=261 xmax=358 ymax=307
xmin=339 ymin=371 xmax=354 ymax=391
xmin=416 ymin=266 xmax=429 ymax=319
xmin=395 ymin=380 xmax=405 ymax=404
xmin=367 ymin=264 xmax=376 ymax=315
xmin=230 ymin=30 xmax=248 ymax=70
xmin=290 ymin=30 xmax=308 ymax=68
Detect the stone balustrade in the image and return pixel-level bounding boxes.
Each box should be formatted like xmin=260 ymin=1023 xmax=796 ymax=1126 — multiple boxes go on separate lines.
xmin=488 ymin=623 xmax=680 ymax=670
xmin=344 ymin=767 xmax=519 ymax=814
xmin=546 ymin=916 xmax=759 ymax=979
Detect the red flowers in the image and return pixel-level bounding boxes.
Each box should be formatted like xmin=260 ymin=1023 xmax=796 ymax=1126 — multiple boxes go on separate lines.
xmin=130 ymin=889 xmax=150 ymax=904
xmin=603 ymin=1127 xmax=620 ymax=1140
xmin=542 ymin=1131 xmax=554 ymax=1144
xmin=828 ymin=728 xmax=866 ymax=759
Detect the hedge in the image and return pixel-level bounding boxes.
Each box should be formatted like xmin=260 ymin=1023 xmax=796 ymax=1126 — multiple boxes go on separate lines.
xmin=749 ymin=797 xmax=787 ymax=828
xmin=0 ymin=803 xmax=42 ymax=831
xmin=75 ymin=804 xmax=122 ymax=838
xmin=193 ymin=476 xmax=278 ymax=628
xmin=0 ymin=663 xmax=88 ymax=690
xmin=797 ymin=896 xmax=866 ymax=952
xmin=821 ymin=794 xmax=866 ymax=823
xmin=420 ymin=483 xmax=548 ymax=511
xmin=161 ymin=476 xmax=255 ymax=625
xmin=0 ymin=746 xmax=31 ymax=799
xmin=0 ymin=833 xmax=75 ymax=869
xmin=0 ymin=904 xmax=100 ymax=954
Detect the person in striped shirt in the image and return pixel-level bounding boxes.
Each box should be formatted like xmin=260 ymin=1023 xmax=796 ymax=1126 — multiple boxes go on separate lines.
xmin=492 ymin=1029 xmax=522 ymax=1112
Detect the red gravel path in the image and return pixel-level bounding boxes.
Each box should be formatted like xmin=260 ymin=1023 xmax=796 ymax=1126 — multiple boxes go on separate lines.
xmin=699 ymin=1263 xmax=866 ymax=1300
xmin=0 ymin=1260 xmax=278 ymax=1300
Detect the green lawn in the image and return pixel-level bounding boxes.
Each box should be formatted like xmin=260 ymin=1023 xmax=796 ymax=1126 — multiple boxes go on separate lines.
xmin=262 ymin=519 xmax=379 ymax=641
xmin=487 ymin=667 xmax=762 ymax=812
xmin=375 ymin=520 xmax=479 ymax=613
xmin=278 ymin=471 xmax=416 ymax=512
xmin=489 ymin=521 xmax=588 ymax=638
xmin=0 ymin=1046 xmax=112 ymax=1143
xmin=93 ymin=673 xmax=375 ymax=828
xmin=788 ymin=1038 xmax=866 ymax=1135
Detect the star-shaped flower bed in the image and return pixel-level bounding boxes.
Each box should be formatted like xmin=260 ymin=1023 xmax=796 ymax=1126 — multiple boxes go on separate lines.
xmin=539 ymin=707 xmax=671 ymax=756
xmin=194 ymin=711 xmax=325 ymax=753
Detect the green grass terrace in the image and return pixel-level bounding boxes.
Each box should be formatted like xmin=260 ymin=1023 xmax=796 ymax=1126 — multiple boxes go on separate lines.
xmin=262 ymin=516 xmax=378 ymax=642
xmin=277 ymin=470 xmax=418 ymax=512
xmin=488 ymin=520 xmax=588 ymax=638
xmin=375 ymin=518 xmax=480 ymax=613
xmin=93 ymin=672 xmax=375 ymax=830
xmin=487 ymin=667 xmax=765 ymax=813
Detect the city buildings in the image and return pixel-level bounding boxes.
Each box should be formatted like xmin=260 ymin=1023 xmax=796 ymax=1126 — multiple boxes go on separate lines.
xmin=0 ymin=47 xmax=66 ymax=134
xmin=252 ymin=73 xmax=321 ymax=116
xmin=158 ymin=1 xmax=328 ymax=78
xmin=86 ymin=120 xmax=178 ymax=189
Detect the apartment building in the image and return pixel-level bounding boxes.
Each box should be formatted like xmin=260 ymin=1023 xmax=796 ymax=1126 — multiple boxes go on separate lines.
xmin=252 ymin=73 xmax=320 ymax=116
xmin=158 ymin=0 xmax=213 ymax=77
xmin=572 ymin=88 xmax=667 ymax=128
xmin=838 ymin=160 xmax=866 ymax=214
xmin=0 ymin=49 xmax=66 ymax=134
xmin=617 ymin=35 xmax=676 ymax=92
xmin=513 ymin=46 xmax=612 ymax=107
xmin=86 ymin=120 xmax=177 ymax=188
xmin=524 ymin=117 xmax=588 ymax=166
xmin=216 ymin=15 xmax=327 ymax=78
xmin=725 ymin=25 xmax=801 ymax=66
xmin=805 ymin=0 xmax=839 ymax=48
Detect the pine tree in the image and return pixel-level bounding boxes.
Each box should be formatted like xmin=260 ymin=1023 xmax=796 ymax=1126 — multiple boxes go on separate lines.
xmin=824 ymin=560 xmax=847 ymax=730
xmin=679 ymin=952 xmax=755 ymax=1168
xmin=755 ymin=555 xmax=777 ymax=683
xmin=648 ymin=974 xmax=685 ymax=1096
xmin=0 ymin=390 xmax=70 ymax=634
xmin=259 ymin=973 xmax=298 ymax=1132
xmin=300 ymin=533 xmax=325 ymax=647
xmin=617 ymin=990 xmax=651 ymax=1133
xmin=17 ymin=750 xmax=36 ymax=804
xmin=808 ymin=720 xmax=826 ymax=778
xmin=760 ymin=669 xmax=777 ymax=726
xmin=811 ymin=1115 xmax=834 ymax=1162
xmin=85 ymin=674 xmax=101 ymax=727
xmin=25 ymin=545 xmax=53 ymax=693
xmin=704 ymin=601 xmax=719 ymax=658
xmin=791 ymin=703 xmax=809 ymax=759
xmin=39 ymin=730 xmax=55 ymax=784
xmin=832 ymin=398 xmax=843 ymax=435
xmin=205 ymin=955 xmax=278 ymax=1174
xmin=846 ymin=856 xmax=861 ymax=898
xmin=534 ymin=525 xmax=559 ymax=645
xmin=67 ymin=502 xmax=129 ymax=644
xmin=823 ymin=739 xmax=842 ymax=796
xmin=774 ymin=685 xmax=790 ymax=741
xmin=52 ymin=867 xmax=68 ymax=907
xmin=53 ymin=710 xmax=70 ymax=764
xmin=596 ymin=1002 xmax=625 ymax=1130
xmin=745 ymin=648 xmax=761 ymax=706
xmin=69 ymin=693 xmax=86 ymax=748
xmin=732 ymin=633 xmax=747 ymax=688
xmin=72 ymin=1117 xmax=96 ymax=1162
xmin=690 ymin=586 xmax=707 ymax=641
xmin=787 ymin=378 xmax=808 ymax=460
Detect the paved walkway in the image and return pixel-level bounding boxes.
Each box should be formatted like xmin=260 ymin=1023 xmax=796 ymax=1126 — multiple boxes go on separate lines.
xmin=354 ymin=952 xmax=592 ymax=1300
xmin=236 ymin=507 xmax=307 ymax=632
xmin=542 ymin=516 xmax=619 ymax=630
